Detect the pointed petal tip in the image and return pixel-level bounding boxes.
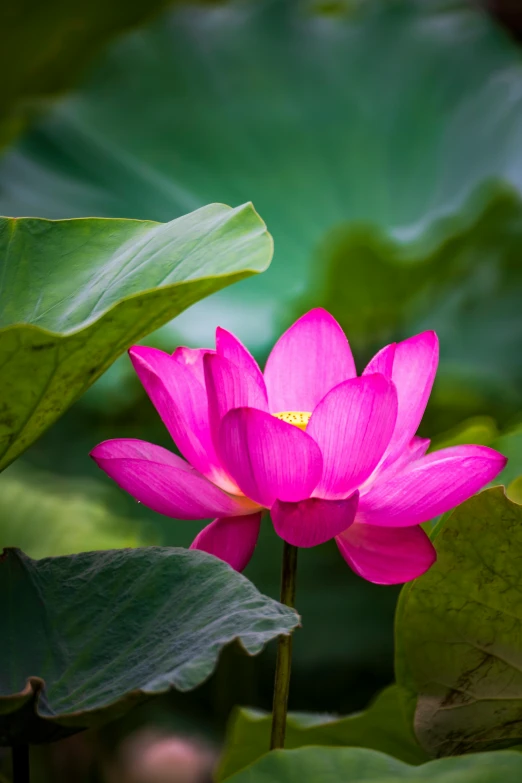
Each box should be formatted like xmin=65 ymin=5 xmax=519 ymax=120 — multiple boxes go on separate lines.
xmin=128 ymin=344 xmax=144 ymax=363
xmin=215 ymin=326 xmax=267 ymax=391
xmin=89 ymin=439 xmax=120 ymax=462
xmin=281 ymin=307 xmax=346 ymax=335
xmin=215 ymin=325 xmax=226 ymax=347
xmin=264 ymin=307 xmax=356 ymax=412
xmin=304 ymin=306 xmax=329 ymax=316
xmin=90 ymin=446 xmax=105 ymax=465
xmin=128 ymin=344 xmax=150 ymax=359
xmin=296 ymin=307 xmax=340 ymax=326
xmin=363 ymin=343 xmax=396 ymax=378
xmin=404 ymin=329 xmax=439 ymax=351
xmin=359 ymin=443 xmax=508 ymax=528
xmin=461 ymin=444 xmax=507 ymax=472
xmin=128 ymin=344 xmax=168 ymax=370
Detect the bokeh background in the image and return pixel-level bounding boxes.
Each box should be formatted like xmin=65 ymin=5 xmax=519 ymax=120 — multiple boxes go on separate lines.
xmin=2 ymin=0 xmax=522 ymax=780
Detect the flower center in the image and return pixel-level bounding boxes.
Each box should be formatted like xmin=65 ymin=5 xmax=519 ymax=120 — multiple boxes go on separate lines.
xmin=272 ymin=411 xmax=312 ymax=431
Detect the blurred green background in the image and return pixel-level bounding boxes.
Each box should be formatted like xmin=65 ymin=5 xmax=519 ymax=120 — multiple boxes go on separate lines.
xmin=2 ymin=0 xmax=522 ymax=780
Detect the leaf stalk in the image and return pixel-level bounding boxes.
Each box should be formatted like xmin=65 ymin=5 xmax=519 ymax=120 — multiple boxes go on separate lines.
xmin=270 ymin=540 xmax=298 ymax=750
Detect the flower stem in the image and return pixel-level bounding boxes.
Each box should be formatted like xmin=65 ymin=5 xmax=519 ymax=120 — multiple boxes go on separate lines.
xmin=11 ymin=745 xmax=30 ymax=783
xmin=270 ymin=540 xmax=298 ymax=750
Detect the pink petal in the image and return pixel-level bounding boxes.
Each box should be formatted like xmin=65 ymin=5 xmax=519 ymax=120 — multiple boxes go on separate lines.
xmin=189 ymin=512 xmax=262 ymax=571
xmin=398 ymin=436 xmax=431 ymax=463
xmin=264 ymin=308 xmax=357 ymax=413
xmin=218 ymin=407 xmax=323 ymax=507
xmin=363 ymin=436 xmax=430 ymax=489
xmin=307 ymin=375 xmax=398 ymax=499
xmin=129 ymin=345 xmax=235 ymax=492
xmin=363 ymin=343 xmax=396 ymax=377
xmin=271 ymin=493 xmax=358 ymax=548
xmin=216 ymin=327 xmax=265 ymax=388
xmin=90 ymin=439 xmax=258 ymax=519
xmin=204 ymin=353 xmax=268 ymax=447
xmin=336 ymin=523 xmax=436 ymax=585
xmin=358 ymin=445 xmax=507 ymax=527
xmin=172 ymin=346 xmax=212 ymax=385
xmin=382 ymin=332 xmax=439 ymax=465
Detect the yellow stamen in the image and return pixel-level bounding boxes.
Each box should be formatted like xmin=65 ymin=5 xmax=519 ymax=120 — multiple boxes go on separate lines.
xmin=272 ymin=411 xmax=312 ymax=431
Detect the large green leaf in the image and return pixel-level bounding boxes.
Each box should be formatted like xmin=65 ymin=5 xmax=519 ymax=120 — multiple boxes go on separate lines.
xmin=1 ymin=0 xmax=522 ymax=414
xmin=0 ymin=202 xmax=272 ymax=470
xmin=395 ymin=487 xmax=522 ymax=757
xmin=0 ymin=0 xmax=188 ymax=148
xmin=0 ymin=547 xmax=297 ymax=745
xmin=226 ymin=747 xmax=522 ymax=782
xmin=321 ymin=188 xmax=522 ymax=431
xmin=217 ymin=685 xmax=429 ymax=780
xmin=0 ymin=462 xmax=149 ymax=556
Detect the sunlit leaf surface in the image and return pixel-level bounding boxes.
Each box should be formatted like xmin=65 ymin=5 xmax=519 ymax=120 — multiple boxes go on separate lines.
xmin=0 ymin=203 xmax=272 ymax=470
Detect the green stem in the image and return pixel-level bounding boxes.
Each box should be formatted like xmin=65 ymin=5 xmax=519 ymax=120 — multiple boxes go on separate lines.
xmin=270 ymin=541 xmax=298 ymax=750
xmin=11 ymin=745 xmax=30 ymax=783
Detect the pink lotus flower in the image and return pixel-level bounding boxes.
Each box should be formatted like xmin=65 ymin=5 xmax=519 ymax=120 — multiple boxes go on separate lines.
xmin=91 ymin=309 xmax=506 ymax=584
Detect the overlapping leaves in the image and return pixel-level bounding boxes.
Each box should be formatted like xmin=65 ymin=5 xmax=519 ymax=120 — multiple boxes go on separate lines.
xmin=225 ymin=747 xmax=522 ymax=783
xmin=217 ymin=685 xmax=428 ymax=780
xmin=215 ymin=487 xmax=522 ymax=776
xmin=1 ymin=0 xmax=522 ymax=421
xmin=0 ymin=202 xmax=272 ymax=470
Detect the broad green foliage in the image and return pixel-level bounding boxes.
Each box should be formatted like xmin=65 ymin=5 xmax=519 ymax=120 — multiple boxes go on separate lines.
xmin=1 ymin=2 xmax=522 ymax=421
xmin=395 ymin=487 xmax=522 ymax=757
xmin=226 ymin=747 xmax=522 ymax=782
xmin=0 ymin=462 xmax=148 ymax=556
xmin=0 ymin=547 xmax=298 ymax=745
xmin=322 ymin=189 xmax=522 ymax=429
xmin=0 ymin=0 xmax=198 ymax=148
xmin=0 ymin=203 xmax=272 ymax=470
xmin=217 ymin=685 xmax=429 ymax=780
xmin=3 ymin=0 xmax=522 ymax=748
